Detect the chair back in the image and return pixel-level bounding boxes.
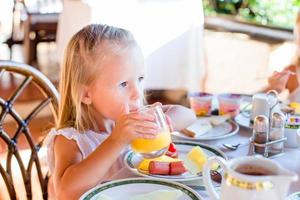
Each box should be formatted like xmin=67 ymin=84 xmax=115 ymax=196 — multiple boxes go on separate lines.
xmin=0 ymin=61 xmax=59 ymax=200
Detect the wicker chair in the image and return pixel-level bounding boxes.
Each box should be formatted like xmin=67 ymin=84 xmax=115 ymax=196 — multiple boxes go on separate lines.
xmin=0 ymin=61 xmax=59 ymax=200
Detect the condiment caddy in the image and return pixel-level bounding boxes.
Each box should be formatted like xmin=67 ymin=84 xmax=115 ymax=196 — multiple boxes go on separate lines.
xmin=248 ymin=90 xmax=287 ymax=157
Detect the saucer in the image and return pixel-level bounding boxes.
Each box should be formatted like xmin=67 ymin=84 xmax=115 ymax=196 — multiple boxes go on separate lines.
xmin=286 ymin=191 xmax=300 ymax=200
xmin=234 ymin=113 xmax=253 ymax=129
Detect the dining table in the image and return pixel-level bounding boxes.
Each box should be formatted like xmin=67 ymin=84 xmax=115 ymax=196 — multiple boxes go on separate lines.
xmin=100 ymin=125 xmax=300 ymax=199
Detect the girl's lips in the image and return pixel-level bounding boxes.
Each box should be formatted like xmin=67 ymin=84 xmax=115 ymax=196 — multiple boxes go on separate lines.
xmin=129 ymin=109 xmax=139 ymax=113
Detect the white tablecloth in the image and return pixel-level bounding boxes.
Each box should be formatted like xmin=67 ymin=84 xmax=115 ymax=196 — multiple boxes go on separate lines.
xmin=107 ymin=126 xmax=300 ymax=199
xmin=56 ymin=0 xmax=205 ymax=91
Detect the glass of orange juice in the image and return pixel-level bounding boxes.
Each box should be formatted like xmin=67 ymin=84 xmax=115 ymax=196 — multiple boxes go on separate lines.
xmin=131 ymin=105 xmax=171 ymax=158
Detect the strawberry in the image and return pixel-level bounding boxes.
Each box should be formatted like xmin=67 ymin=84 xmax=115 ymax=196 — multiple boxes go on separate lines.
xmin=166 ymin=143 xmax=178 ymax=158
xmin=168 ymin=143 xmax=176 ymax=153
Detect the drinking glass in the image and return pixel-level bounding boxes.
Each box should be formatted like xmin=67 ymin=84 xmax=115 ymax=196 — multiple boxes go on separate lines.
xmin=131 ymin=105 xmax=171 ymax=158
xmin=189 ymin=92 xmax=213 ymax=116
xmin=218 ymin=93 xmax=242 ymax=117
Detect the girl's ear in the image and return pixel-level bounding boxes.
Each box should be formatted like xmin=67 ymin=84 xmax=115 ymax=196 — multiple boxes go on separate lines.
xmin=81 ymin=85 xmax=92 ymax=105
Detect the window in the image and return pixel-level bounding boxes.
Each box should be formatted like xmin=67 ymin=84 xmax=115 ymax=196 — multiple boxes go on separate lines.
xmin=204 ymin=0 xmax=300 ymax=29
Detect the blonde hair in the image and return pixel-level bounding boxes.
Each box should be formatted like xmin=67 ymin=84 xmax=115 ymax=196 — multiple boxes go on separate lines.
xmin=57 ymin=24 xmax=137 ymax=132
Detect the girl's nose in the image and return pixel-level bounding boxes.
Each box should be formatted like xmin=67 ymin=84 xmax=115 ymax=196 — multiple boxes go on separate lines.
xmin=129 ymin=100 xmax=142 ymax=112
xmin=130 ymin=84 xmax=143 ymax=101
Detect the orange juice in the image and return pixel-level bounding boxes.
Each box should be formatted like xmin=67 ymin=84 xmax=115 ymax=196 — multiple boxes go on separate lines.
xmin=131 ymin=131 xmax=171 ymax=153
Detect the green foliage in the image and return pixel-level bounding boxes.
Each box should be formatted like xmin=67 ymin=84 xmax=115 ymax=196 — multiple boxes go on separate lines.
xmin=204 ymin=0 xmax=300 ymax=29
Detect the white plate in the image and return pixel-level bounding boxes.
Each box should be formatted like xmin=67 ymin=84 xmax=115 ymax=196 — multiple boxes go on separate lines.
xmin=234 ymin=113 xmax=253 ymax=129
xmin=124 ymin=141 xmax=227 ymax=182
xmin=286 ymin=191 xmax=300 ymax=200
xmin=172 ymin=119 xmax=239 ymax=141
xmin=80 ymin=178 xmax=203 ymax=200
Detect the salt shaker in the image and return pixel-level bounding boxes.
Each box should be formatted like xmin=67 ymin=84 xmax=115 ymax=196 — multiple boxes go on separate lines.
xmin=252 ymin=115 xmax=269 ymax=156
xmin=269 ymin=112 xmax=285 ymax=155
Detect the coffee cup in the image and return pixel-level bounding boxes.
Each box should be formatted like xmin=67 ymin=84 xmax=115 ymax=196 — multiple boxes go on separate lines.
xmin=203 ymin=156 xmax=298 ymax=200
xmin=284 ymin=115 xmax=300 ymax=148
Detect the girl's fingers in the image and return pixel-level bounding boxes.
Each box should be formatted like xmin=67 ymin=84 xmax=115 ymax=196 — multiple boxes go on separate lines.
xmin=127 ymin=112 xmax=156 ymax=122
xmin=277 ymin=70 xmax=295 ymax=78
xmin=135 ymin=126 xmax=159 ymax=135
xmin=271 ymin=72 xmax=290 ymax=80
xmin=134 ymin=131 xmax=158 ymax=139
xmin=282 ymin=69 xmax=296 ymax=75
xmin=133 ymin=120 xmax=160 ymax=130
xmin=274 ymin=71 xmax=287 ymax=77
xmin=165 ymin=114 xmax=173 ymax=132
xmin=151 ymin=102 xmax=163 ymax=108
xmin=140 ymin=133 xmax=157 ymax=139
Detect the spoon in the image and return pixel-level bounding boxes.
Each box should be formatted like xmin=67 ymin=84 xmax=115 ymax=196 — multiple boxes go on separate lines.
xmin=222 ymin=142 xmax=248 ymax=150
xmin=222 ymin=143 xmax=241 ymax=150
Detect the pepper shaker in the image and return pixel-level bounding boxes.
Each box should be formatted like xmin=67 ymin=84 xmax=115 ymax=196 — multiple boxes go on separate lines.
xmin=269 ymin=112 xmax=285 ymax=155
xmin=252 ymin=115 xmax=269 ymax=157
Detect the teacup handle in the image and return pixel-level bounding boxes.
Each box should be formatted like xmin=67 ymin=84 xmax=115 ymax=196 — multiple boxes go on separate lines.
xmin=203 ymin=156 xmax=227 ymax=200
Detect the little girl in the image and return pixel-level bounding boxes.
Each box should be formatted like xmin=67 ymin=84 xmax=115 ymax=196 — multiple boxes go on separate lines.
xmin=45 ymin=24 xmax=196 ymax=199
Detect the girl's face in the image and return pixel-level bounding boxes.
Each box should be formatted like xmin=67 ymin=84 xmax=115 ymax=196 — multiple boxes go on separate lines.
xmin=88 ymin=47 xmax=145 ymax=121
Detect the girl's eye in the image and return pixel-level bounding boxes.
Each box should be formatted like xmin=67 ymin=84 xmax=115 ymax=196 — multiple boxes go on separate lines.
xmin=138 ymin=76 xmax=144 ymax=82
xmin=119 ymin=81 xmax=128 ymax=88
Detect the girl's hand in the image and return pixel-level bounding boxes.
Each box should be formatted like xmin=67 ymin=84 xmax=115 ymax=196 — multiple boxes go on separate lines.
xmin=268 ymin=70 xmax=294 ymax=93
xmin=165 ymin=114 xmax=174 ymax=132
xmin=110 ymin=112 xmax=159 ymax=146
xmin=285 ymin=65 xmax=299 ymax=93
xmin=147 ymin=102 xmax=173 ymax=131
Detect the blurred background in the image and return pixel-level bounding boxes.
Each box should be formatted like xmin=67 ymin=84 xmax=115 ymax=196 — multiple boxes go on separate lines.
xmin=0 ymin=1 xmax=299 ymax=198
xmin=0 ymin=0 xmax=300 ymax=99
xmin=0 ymin=0 xmax=299 ymax=102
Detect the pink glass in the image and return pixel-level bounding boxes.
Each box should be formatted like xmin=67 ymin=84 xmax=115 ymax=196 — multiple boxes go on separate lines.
xmin=189 ymin=92 xmax=213 ymax=116
xmin=218 ymin=93 xmax=242 ymax=117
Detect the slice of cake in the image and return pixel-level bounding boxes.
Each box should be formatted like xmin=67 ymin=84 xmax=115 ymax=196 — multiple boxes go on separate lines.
xmin=184 ymin=146 xmax=219 ymax=175
xmin=209 ymin=114 xmax=230 ymax=126
xmin=184 ymin=146 xmax=208 ymax=175
xmin=181 ymin=119 xmax=212 ymax=138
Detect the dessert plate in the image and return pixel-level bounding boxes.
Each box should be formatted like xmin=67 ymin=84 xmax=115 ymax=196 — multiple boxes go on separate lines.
xmin=80 ymin=178 xmax=203 ymax=200
xmin=124 ymin=140 xmax=226 ymax=182
xmin=172 ymin=118 xmax=239 ymax=141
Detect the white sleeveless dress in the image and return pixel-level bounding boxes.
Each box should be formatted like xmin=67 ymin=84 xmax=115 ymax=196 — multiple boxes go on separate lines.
xmin=45 ymin=127 xmax=126 ymax=181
